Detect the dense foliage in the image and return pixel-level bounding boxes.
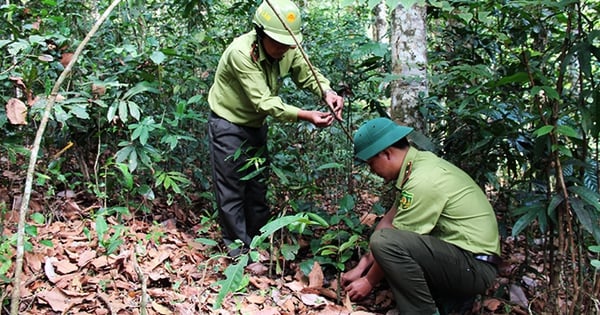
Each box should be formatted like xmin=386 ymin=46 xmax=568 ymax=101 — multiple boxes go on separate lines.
xmin=423 ymin=1 xmax=600 ymax=313
xmin=1 ymin=0 xmax=599 ymax=314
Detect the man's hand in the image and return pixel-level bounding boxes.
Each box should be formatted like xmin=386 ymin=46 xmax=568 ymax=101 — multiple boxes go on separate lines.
xmin=344 ymin=277 xmax=374 ymax=301
xmin=323 ymin=89 xmax=344 ymax=121
xmin=298 ymin=110 xmax=334 ymax=127
xmin=341 ymin=267 xmax=364 ymax=287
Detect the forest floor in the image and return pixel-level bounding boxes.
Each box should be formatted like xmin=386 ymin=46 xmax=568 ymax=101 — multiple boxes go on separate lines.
xmin=0 ymin=181 xmax=542 ymax=315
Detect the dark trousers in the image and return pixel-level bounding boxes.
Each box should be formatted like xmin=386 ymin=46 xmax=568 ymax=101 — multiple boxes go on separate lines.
xmin=370 ymin=229 xmax=497 ymax=315
xmin=208 ymin=113 xmax=270 ymax=247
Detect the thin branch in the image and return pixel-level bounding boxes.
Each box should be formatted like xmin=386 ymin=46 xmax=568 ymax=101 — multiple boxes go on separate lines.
xmin=9 ymin=1 xmax=123 ymax=314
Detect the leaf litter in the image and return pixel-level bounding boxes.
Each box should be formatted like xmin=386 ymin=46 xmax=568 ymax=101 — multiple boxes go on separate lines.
xmin=1 ymin=179 xmax=545 ymax=315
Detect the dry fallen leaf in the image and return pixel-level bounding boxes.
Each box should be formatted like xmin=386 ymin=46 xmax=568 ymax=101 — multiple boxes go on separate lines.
xmin=285 ymin=280 xmax=305 ymax=292
xmin=60 ymin=52 xmax=73 ymax=68
xmin=315 ymin=304 xmax=353 ymax=315
xmin=38 ymin=54 xmax=54 ymax=62
xmin=43 ymin=256 xmax=59 ymax=283
xmin=252 ymin=306 xmax=279 ymax=315
xmin=308 ymin=261 xmax=324 ymax=289
xmin=152 ymin=301 xmax=173 ymax=315
xmin=37 ymin=287 xmax=83 ymax=312
xmin=359 ymin=212 xmax=378 ymax=226
xmin=6 ymin=98 xmax=27 ymax=125
xmin=246 ymin=294 xmax=267 ymax=304
xmin=483 ymin=298 xmax=502 ymax=311
xmin=249 ymin=276 xmax=273 ymax=290
xmin=54 ymin=259 xmax=78 ymax=274
xmin=510 ymin=284 xmax=529 ymax=308
xmin=300 ymin=293 xmax=328 ymax=307
xmin=246 ymin=261 xmax=268 ymax=275
xmin=77 ymin=250 xmax=97 ymax=267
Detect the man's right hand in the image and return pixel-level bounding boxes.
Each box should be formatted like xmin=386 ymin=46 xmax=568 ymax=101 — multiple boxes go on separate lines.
xmin=298 ymin=110 xmax=333 ymax=127
xmin=344 ymin=276 xmax=374 ymax=301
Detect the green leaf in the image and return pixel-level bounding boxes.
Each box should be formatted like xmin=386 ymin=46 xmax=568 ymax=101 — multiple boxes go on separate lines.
xmin=533 ymin=125 xmax=554 ymax=137
xmin=240 ymin=166 xmax=265 ymax=181
xmin=116 ymin=163 xmax=133 ymax=190
xmin=339 ymin=234 xmax=360 ymax=253
xmin=588 ymin=245 xmax=600 ymax=253
xmin=367 ymin=0 xmax=380 ymax=10
xmin=496 ymin=72 xmax=529 ymax=86
xmin=108 ymin=206 xmax=131 ymax=216
xmin=107 ymin=102 xmax=118 ymax=122
xmin=96 ymin=214 xmax=108 ymax=241
xmin=115 ymin=145 xmax=133 ymax=164
xmin=570 ymin=198 xmax=600 ymax=244
xmin=271 ymin=165 xmax=289 ymax=185
xmin=540 ymin=86 xmax=560 ymax=100
xmin=187 ymin=94 xmax=203 ymax=105
xmin=25 ymin=225 xmax=37 ymax=237
xmin=316 ymin=162 xmax=343 ymax=171
xmin=568 ymin=186 xmax=600 ymax=212
xmin=0 ymin=39 xmax=11 ymax=49
xmin=511 ymin=206 xmax=543 ymax=237
xmin=340 ymin=0 xmax=355 ymax=7
xmin=123 ymin=81 xmax=160 ymax=100
xmin=556 ymin=125 xmax=581 ymax=139
xmin=128 ymin=101 xmax=141 ymax=121
xmin=0 ymin=257 xmax=12 ymax=276
xmin=40 ymin=240 xmax=53 ymax=247
xmin=339 ymin=194 xmax=355 ymax=211
xmin=280 ymin=243 xmax=299 ymax=260
xmin=213 ymin=255 xmax=249 ymax=309
xmin=8 ymin=39 xmax=29 ymax=55
xmin=547 ymin=194 xmax=563 ymax=222
xmin=577 ymin=42 xmax=591 ymax=77
xmin=69 ymin=104 xmax=90 ymax=119
xmin=195 ymin=238 xmax=219 ymax=246
xmin=457 ymin=11 xmax=473 ymax=23
xmin=306 ymin=212 xmax=329 ymax=227
xmin=128 ymin=149 xmax=138 ymax=172
xmin=118 ymin=100 xmax=129 ymax=123
xmin=251 ymin=214 xmax=312 ymax=248
xmin=105 ymin=238 xmax=123 ymax=255
xmin=30 ymin=212 xmax=45 ymax=224
xmin=150 ymin=51 xmax=166 ymax=65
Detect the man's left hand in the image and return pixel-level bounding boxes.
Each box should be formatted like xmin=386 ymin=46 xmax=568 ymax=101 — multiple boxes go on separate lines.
xmin=324 ymin=89 xmax=344 ymax=121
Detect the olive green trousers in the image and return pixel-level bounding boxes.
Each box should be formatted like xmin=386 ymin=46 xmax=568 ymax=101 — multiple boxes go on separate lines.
xmin=370 ymin=229 xmax=497 ymax=315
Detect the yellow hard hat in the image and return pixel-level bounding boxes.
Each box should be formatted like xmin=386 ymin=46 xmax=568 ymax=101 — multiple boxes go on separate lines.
xmin=253 ymin=0 xmax=302 ymax=46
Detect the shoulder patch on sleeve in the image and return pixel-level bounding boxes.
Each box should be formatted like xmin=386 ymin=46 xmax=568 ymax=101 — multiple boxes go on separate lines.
xmin=399 ymin=190 xmax=413 ymax=209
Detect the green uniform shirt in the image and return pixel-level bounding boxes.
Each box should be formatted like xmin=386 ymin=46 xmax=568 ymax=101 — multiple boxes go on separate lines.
xmin=208 ymin=30 xmax=332 ymax=128
xmin=392 ymin=147 xmax=501 ymax=256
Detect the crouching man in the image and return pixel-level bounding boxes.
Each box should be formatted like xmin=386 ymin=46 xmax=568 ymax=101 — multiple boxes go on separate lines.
xmin=342 ymin=118 xmax=501 ymax=315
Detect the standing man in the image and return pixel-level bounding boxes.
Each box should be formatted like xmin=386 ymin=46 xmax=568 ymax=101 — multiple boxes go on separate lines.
xmin=208 ymin=0 xmax=343 ymax=256
xmin=343 ymin=118 xmax=500 ymax=315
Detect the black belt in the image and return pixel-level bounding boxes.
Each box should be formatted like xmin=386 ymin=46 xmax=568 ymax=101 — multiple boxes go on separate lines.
xmin=474 ymin=254 xmax=502 ymax=266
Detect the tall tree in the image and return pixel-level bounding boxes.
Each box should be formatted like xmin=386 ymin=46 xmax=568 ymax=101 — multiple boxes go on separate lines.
xmin=372 ymin=1 xmax=388 ymax=43
xmin=389 ymin=1 xmax=427 ymax=131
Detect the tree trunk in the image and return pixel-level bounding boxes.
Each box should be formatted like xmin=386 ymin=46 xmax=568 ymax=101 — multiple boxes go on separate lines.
xmin=372 ymin=1 xmax=388 ymax=43
xmin=390 ymin=4 xmax=428 ymax=132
